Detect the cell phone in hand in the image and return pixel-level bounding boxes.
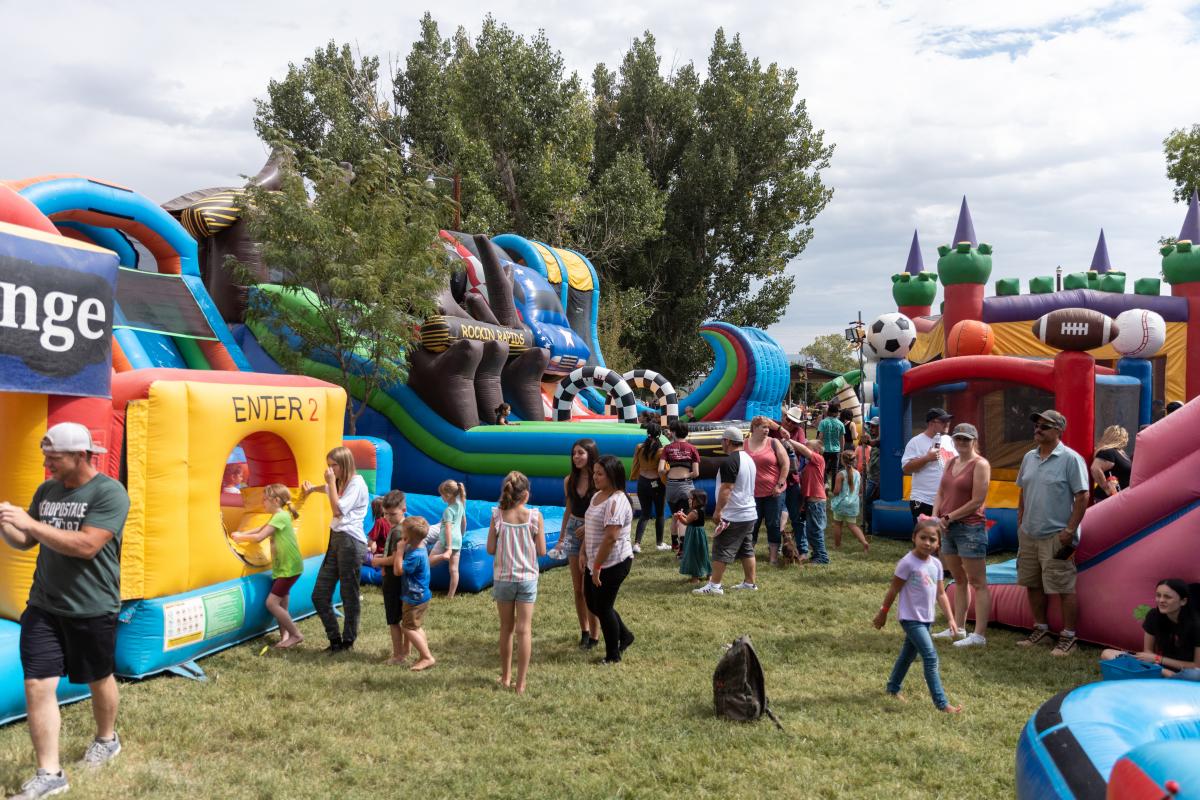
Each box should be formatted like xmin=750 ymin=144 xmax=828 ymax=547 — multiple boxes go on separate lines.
xmin=933 ymin=434 xmax=942 ymax=449
xmin=1053 ymin=543 xmax=1076 ymax=560
xmin=714 ymin=520 xmax=729 ymax=535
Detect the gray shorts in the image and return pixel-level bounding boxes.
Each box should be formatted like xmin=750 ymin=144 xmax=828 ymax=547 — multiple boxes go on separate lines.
xmin=561 ymin=516 xmax=584 ymax=557
xmin=492 ymin=578 xmax=538 ymax=604
xmin=666 ymin=478 xmax=694 ymax=512
xmin=713 ymin=519 xmax=756 ymax=563
xmin=942 ymin=522 xmax=988 ymax=559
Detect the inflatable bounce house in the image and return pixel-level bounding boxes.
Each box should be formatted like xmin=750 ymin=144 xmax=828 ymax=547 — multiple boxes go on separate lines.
xmin=166 ymin=155 xmax=791 ymax=505
xmin=0 ymin=179 xmax=349 ymax=723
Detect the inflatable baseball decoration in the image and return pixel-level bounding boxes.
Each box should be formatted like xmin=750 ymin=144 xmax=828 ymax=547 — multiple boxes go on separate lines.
xmin=866 ymin=312 xmax=917 ymax=359
xmin=1032 ymin=308 xmax=1118 ymax=351
xmin=1112 ymin=308 xmax=1167 ymax=359
xmin=946 ymin=319 xmax=995 ymax=357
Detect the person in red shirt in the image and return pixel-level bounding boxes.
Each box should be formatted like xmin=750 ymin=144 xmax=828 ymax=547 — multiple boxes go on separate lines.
xmin=658 ymin=422 xmax=701 ymax=552
xmin=789 ymin=438 xmax=829 ymax=564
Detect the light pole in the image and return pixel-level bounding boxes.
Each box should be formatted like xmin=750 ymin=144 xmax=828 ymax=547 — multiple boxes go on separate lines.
xmin=844 ymin=311 xmax=866 ymax=402
xmin=424 ymin=172 xmax=461 ymax=230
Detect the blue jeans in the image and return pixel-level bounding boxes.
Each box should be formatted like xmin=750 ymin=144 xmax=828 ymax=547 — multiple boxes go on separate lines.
xmin=784 ymin=484 xmax=805 ymax=552
xmin=803 ymin=497 xmax=829 ymax=564
xmin=752 ymin=494 xmax=783 ymax=545
xmin=887 ymin=620 xmax=949 ymax=709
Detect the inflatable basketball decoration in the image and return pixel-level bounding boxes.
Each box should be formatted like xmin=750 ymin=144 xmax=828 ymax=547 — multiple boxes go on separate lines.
xmin=1112 ymin=308 xmax=1167 ymax=359
xmin=946 ymin=319 xmax=995 ymax=357
xmin=1032 ymin=308 xmax=1117 ymax=352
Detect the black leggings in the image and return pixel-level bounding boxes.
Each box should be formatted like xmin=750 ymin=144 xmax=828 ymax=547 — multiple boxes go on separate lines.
xmin=635 ymin=476 xmax=666 ymax=545
xmin=583 ymin=557 xmax=633 ymax=662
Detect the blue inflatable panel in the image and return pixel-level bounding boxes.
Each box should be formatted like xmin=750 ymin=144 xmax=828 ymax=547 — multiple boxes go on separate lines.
xmin=0 ymin=620 xmax=91 ymax=726
xmin=114 ymin=554 xmax=330 ymax=678
xmin=1016 ymin=681 xmax=1200 ymax=799
xmin=984 ymin=559 xmax=1018 ymax=585
xmin=872 ymin=501 xmax=1016 ymax=554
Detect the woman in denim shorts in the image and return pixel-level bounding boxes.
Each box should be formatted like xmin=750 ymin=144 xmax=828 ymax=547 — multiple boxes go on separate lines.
xmin=931 ymin=423 xmax=992 ymax=648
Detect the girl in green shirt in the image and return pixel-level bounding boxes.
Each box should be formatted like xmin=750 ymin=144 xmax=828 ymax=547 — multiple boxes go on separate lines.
xmin=232 ymin=484 xmax=305 ymax=648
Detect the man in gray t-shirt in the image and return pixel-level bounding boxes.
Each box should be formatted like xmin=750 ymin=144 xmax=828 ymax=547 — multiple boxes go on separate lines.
xmin=1014 ymin=410 xmax=1089 ymax=657
xmin=0 ymin=422 xmax=130 ymax=797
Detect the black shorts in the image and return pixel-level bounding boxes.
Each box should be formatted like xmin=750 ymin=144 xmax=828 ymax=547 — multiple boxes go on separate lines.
xmin=382 ymin=573 xmax=403 ymax=626
xmin=20 ymin=605 xmax=117 ymax=685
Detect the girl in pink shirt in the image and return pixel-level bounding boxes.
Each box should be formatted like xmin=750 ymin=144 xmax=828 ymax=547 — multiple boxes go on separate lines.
xmin=487 ymin=471 xmax=546 ymax=694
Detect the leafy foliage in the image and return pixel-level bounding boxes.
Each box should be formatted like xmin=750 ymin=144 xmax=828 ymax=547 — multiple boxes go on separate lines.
xmin=800 ymin=333 xmax=858 ymax=374
xmin=1164 ymin=124 xmax=1200 ymax=203
xmin=236 ymin=148 xmax=448 ymax=434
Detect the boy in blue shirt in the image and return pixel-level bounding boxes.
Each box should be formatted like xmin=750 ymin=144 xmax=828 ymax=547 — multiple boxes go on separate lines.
xmin=399 ymin=517 xmax=436 ymax=671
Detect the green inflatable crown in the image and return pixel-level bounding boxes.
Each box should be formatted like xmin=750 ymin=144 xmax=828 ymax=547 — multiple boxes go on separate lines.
xmin=1161 ymin=240 xmax=1200 ymax=285
xmin=936 ymin=241 xmax=993 ymax=286
xmin=891 ymin=272 xmax=938 ymax=307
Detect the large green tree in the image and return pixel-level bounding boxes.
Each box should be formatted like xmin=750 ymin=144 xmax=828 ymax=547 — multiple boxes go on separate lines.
xmin=799 ymin=333 xmax=857 ymax=374
xmin=591 ymin=30 xmax=834 ymax=379
xmin=1164 ymin=124 xmax=1200 ymax=203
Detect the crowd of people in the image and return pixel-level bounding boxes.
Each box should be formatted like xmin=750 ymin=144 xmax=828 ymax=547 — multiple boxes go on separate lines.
xmin=0 ymin=395 xmax=1189 ymax=796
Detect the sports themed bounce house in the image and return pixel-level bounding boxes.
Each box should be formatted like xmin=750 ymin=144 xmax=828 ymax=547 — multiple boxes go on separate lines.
xmin=853 ymin=195 xmax=1200 ymax=799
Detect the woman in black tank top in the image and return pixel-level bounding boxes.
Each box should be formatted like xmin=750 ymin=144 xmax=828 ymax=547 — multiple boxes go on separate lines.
xmin=559 ymin=439 xmax=600 ymax=649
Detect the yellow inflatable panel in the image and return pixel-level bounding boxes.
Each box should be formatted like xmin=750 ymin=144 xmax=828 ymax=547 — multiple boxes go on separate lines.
xmin=0 ymin=394 xmax=49 ymax=620
xmin=901 ymin=475 xmax=1020 ymax=510
xmin=552 ymin=247 xmax=594 ymax=292
xmin=530 ymin=241 xmax=562 ymax=285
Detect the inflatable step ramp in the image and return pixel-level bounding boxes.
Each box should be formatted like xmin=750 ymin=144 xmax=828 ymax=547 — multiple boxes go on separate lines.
xmin=1017 ymin=681 xmax=1200 ymax=799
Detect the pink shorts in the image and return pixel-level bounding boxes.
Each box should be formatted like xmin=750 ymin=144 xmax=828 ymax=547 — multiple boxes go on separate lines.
xmin=270 ymin=575 xmax=301 ymax=597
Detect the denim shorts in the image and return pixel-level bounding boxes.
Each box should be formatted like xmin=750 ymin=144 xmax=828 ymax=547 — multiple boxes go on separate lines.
xmin=942 ymin=521 xmax=988 ymax=559
xmin=561 ymin=516 xmax=584 ymax=557
xmin=492 ymin=579 xmax=538 ymax=604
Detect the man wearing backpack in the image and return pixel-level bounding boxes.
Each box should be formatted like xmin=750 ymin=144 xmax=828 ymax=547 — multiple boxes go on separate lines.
xmin=694 ymin=427 xmax=758 ymax=596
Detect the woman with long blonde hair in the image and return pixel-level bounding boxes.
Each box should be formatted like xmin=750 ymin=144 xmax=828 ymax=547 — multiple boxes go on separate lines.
xmin=1091 ymin=425 xmax=1131 ymax=502
xmin=303 ymin=446 xmax=370 ymax=653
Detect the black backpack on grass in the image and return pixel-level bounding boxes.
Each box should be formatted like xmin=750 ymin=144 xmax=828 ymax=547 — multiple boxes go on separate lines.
xmin=713 ymin=635 xmax=782 ymax=729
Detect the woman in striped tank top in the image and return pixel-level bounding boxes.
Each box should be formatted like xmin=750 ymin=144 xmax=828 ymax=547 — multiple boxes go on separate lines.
xmin=487 ymin=471 xmax=547 ymax=694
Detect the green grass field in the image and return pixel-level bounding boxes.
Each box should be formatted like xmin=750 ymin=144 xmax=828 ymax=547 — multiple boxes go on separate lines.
xmin=0 ymin=536 xmax=1099 ymax=799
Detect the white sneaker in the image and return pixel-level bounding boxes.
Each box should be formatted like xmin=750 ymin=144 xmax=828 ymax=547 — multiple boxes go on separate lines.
xmin=731 ymin=582 xmax=759 ymax=591
xmin=693 ymin=583 xmax=724 ymax=596
xmin=953 ymin=632 xmax=988 ymax=648
xmin=932 ymin=628 xmax=966 ymax=640
xmin=632 ymin=543 xmax=642 ymax=554
xmin=656 ymin=543 xmax=672 ymax=551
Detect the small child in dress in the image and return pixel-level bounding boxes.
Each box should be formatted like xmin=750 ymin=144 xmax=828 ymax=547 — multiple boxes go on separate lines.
xmin=830 ymin=451 xmax=869 ymax=552
xmin=368 ymin=491 xmax=407 ymax=664
xmin=230 ymin=484 xmax=305 ymax=648
xmin=873 ymin=519 xmax=961 ymax=713
xmin=430 ymin=479 xmax=466 ymax=598
xmin=676 ymin=490 xmax=711 ymax=584
xmin=399 ymin=516 xmax=436 ymax=671
xmin=366 ymin=496 xmax=390 ymax=558
xmin=487 ymin=471 xmax=546 ymax=694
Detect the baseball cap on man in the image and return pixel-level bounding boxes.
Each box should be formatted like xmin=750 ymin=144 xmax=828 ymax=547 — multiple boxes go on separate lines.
xmin=868 ymin=416 xmax=880 ymax=427
xmin=925 ymin=407 xmax=953 ymax=423
xmin=1030 ymin=409 xmax=1067 ymax=431
xmin=42 ymin=422 xmax=106 ymax=454
xmin=785 ymin=406 xmax=804 ymax=424
xmin=721 ymin=425 xmax=746 ymax=443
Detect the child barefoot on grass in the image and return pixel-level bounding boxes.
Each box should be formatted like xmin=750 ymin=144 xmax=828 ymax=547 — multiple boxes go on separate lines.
xmin=873 ymin=519 xmax=961 ymax=713
xmin=430 ymin=480 xmax=466 ymax=598
xmin=231 ymin=484 xmax=305 ymax=648
xmin=676 ymin=490 xmax=711 ymax=584
xmin=399 ymin=516 xmax=436 ymax=671
xmin=367 ymin=491 xmax=407 ymax=664
xmin=487 ymin=471 xmax=546 ymax=694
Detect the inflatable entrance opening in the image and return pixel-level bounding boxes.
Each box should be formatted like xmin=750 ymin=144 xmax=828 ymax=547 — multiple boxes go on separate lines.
xmin=219 ymin=432 xmax=299 ymax=568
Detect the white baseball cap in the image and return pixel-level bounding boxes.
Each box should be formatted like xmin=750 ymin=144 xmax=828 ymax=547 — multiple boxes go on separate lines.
xmin=721 ymin=425 xmax=745 ymax=443
xmin=41 ymin=422 xmax=106 ymax=454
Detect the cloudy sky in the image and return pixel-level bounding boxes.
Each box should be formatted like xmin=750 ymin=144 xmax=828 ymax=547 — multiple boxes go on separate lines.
xmin=3 ymin=1 xmax=1198 ymax=354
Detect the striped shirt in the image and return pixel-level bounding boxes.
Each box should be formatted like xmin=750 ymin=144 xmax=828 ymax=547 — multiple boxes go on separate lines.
xmin=492 ymin=507 xmax=542 ymax=583
xmin=583 ymin=492 xmax=634 ymax=570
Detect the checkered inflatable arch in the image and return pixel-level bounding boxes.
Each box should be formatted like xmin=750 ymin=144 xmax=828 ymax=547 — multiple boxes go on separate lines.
xmin=604 ymin=369 xmax=679 ymax=424
xmin=553 ymin=367 xmax=639 ymax=423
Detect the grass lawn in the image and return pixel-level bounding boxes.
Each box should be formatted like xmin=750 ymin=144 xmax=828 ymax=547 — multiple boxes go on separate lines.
xmin=0 ymin=535 xmax=1100 ymax=799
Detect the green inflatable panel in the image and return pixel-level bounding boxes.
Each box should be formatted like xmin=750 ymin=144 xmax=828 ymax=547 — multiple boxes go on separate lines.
xmin=1063 ymin=272 xmax=1089 ymax=291
xmin=1098 ymin=272 xmax=1126 ymax=293
xmin=994 ymin=278 xmax=1020 ymax=297
xmin=1135 ymin=277 xmax=1162 ymax=296
xmin=1029 ymin=276 xmax=1054 ymax=294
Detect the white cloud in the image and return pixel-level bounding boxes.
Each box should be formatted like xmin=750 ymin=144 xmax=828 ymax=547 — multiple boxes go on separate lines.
xmin=2 ymin=0 xmax=1198 ymax=355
